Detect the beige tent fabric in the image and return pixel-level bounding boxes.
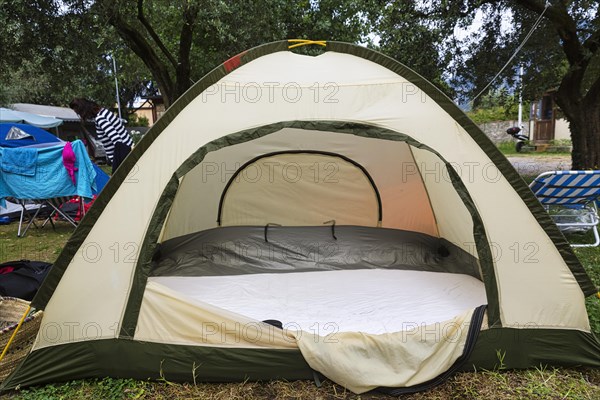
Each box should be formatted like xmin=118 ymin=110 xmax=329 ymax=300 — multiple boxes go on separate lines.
xmin=294 ymin=308 xmax=476 ymax=394
xmin=220 ymin=152 xmax=380 ymax=226
xmin=162 ymin=130 xmax=439 ymax=240
xmin=135 ymin=281 xmax=297 ymax=349
xmin=411 ymin=147 xmax=479 ymax=258
xmin=33 ymin=187 xmax=151 ymax=349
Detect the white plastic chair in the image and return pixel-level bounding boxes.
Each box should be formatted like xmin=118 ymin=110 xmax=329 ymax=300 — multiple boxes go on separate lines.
xmin=529 ymin=170 xmax=600 ymax=247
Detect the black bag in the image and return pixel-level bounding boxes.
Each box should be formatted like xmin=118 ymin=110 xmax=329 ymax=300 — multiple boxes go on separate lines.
xmin=0 ymin=260 xmax=52 ymax=301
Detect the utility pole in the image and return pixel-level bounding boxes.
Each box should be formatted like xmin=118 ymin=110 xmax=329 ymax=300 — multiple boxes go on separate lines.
xmin=518 ymin=65 xmax=523 ymax=130
xmin=111 ymin=53 xmax=122 ymax=120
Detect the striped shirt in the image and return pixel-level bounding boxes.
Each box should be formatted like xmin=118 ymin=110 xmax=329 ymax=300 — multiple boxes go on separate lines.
xmin=94 ymin=108 xmax=133 ymax=162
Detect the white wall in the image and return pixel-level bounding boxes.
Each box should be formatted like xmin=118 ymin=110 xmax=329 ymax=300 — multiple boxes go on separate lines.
xmin=555 ymin=118 xmax=571 ymax=140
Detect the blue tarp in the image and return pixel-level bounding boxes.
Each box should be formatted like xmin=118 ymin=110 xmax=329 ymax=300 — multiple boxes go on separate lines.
xmin=0 ymin=123 xmax=62 ymax=147
xmin=0 ymin=140 xmax=97 ymax=205
xmin=0 ymin=108 xmax=63 ymax=128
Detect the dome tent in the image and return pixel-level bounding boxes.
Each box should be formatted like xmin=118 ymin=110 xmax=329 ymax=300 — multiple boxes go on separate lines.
xmin=2 ymin=40 xmax=599 ymax=394
xmin=0 ymin=123 xmax=62 ymax=147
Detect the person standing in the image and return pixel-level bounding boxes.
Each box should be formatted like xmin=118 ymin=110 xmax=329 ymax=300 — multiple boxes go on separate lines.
xmin=69 ymin=98 xmax=133 ymax=173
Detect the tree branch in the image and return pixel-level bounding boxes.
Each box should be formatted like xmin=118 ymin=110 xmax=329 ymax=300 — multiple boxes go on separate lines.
xmin=175 ymin=2 xmax=199 ymax=96
xmin=515 ymin=0 xmax=585 ymax=66
xmin=106 ymin=10 xmax=175 ymax=106
xmin=137 ymin=0 xmax=178 ymax=69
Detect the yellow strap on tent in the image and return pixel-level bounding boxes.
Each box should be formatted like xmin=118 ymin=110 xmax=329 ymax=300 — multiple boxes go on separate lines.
xmin=0 ymin=305 xmax=31 ymax=363
xmin=288 ymin=39 xmax=326 ymax=49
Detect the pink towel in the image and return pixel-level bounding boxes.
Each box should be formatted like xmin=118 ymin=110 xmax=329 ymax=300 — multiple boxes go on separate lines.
xmin=62 ymin=142 xmax=78 ymax=185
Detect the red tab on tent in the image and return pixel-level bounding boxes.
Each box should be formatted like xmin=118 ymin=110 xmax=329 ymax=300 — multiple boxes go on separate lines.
xmin=223 ymin=51 xmax=247 ymax=72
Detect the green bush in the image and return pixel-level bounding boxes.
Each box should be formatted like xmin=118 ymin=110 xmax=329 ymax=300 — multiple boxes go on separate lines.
xmin=467 ymin=89 xmax=530 ymax=124
xmin=127 ymin=113 xmax=150 ymax=127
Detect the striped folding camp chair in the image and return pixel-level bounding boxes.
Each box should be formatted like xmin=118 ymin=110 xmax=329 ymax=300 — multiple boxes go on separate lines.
xmin=529 ymin=170 xmax=600 ymax=247
xmin=16 ymin=196 xmax=81 ymax=238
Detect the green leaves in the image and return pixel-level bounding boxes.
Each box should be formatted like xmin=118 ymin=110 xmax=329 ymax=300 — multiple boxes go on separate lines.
xmin=0 ymin=0 xmax=155 ymax=109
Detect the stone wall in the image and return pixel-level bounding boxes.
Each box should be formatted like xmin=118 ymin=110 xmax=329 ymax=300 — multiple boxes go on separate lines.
xmin=477 ymin=120 xmax=530 ymax=143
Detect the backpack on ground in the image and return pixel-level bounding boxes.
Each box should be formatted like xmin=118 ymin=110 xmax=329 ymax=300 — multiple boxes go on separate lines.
xmin=0 ymin=260 xmax=52 ymax=301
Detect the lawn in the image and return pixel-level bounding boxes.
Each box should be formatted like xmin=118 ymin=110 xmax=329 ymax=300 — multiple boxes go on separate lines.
xmin=0 ymin=219 xmax=599 ymax=399
xmin=496 ymin=141 xmax=572 ymax=157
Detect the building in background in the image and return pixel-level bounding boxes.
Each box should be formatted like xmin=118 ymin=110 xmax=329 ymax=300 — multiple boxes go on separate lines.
xmin=135 ymin=95 xmax=165 ymax=125
xmin=530 ymin=90 xmax=571 ymax=143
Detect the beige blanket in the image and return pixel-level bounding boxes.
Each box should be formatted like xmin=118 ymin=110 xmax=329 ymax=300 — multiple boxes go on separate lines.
xmin=294 ymin=308 xmax=476 ymax=394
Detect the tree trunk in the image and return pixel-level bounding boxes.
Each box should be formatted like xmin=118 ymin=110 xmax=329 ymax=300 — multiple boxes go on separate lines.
xmin=562 ymin=100 xmax=600 ymax=170
xmin=579 ymin=101 xmax=600 ymax=169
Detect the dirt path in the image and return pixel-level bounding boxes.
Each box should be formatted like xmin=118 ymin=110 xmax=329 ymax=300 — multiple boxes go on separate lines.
xmin=506 ymin=155 xmax=571 ymax=176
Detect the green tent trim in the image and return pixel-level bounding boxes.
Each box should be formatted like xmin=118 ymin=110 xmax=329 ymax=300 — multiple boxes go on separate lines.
xmin=3 ymin=328 xmax=599 ymax=391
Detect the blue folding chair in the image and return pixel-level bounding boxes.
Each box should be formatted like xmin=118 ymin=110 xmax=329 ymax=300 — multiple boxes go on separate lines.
xmin=529 ymin=170 xmax=600 ymax=247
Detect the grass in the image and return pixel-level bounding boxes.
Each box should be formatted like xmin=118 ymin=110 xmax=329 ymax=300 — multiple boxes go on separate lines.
xmin=0 ymin=215 xmax=599 ymax=399
xmin=3 ymin=368 xmax=600 ymax=399
xmin=497 ymin=141 xmax=520 ymax=156
xmin=0 ymin=222 xmax=73 ymax=263
xmin=577 ymin=243 xmax=600 ymax=335
xmin=496 ymin=141 xmax=572 ymax=157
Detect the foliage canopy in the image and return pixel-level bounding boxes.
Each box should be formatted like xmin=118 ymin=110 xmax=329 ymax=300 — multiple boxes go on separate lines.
xmin=1 ymin=0 xmax=599 ymax=167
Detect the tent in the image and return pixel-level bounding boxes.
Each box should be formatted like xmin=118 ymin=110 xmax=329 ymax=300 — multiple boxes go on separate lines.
xmin=0 ymin=108 xmax=63 ymax=129
xmin=2 ymin=40 xmax=599 ymax=394
xmin=0 ymin=122 xmax=64 ymax=147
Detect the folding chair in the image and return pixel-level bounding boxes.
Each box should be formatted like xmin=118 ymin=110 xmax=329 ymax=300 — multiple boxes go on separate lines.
xmin=14 ymin=199 xmax=43 ymax=237
xmin=17 ymin=196 xmax=81 ymax=237
xmin=529 ymin=170 xmax=600 ymax=247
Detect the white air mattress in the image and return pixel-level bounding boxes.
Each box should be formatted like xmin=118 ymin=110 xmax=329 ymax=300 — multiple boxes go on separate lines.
xmin=150 ymin=269 xmax=487 ymax=335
